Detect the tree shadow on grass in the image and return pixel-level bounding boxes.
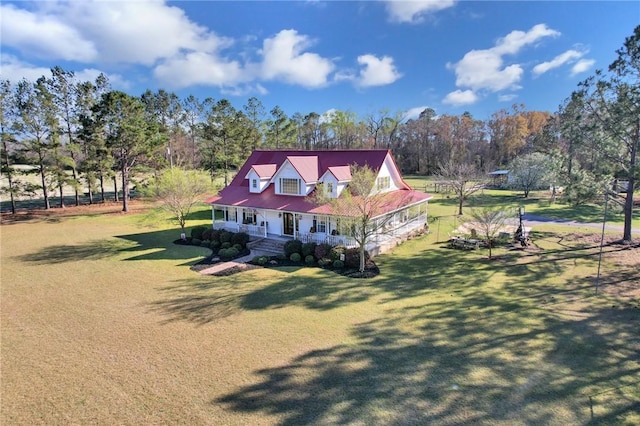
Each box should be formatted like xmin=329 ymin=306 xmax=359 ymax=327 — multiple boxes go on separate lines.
xmin=16 ymin=227 xmax=209 ymax=265
xmin=149 ymin=274 xmax=262 ymax=325
xmin=215 ymin=293 xmax=640 ymax=425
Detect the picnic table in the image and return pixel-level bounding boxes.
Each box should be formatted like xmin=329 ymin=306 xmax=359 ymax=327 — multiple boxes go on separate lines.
xmin=449 ymin=236 xmax=481 ymax=250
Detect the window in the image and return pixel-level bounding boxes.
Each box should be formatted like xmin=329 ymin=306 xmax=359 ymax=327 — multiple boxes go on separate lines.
xmin=252 ymin=179 xmax=257 ymax=189
xmin=376 ymin=176 xmax=390 ymax=191
xmin=327 ymin=182 xmax=334 ymax=194
xmin=313 ymin=216 xmax=327 ymax=233
xmin=280 ymin=178 xmax=300 ymax=195
xmin=244 ymin=209 xmax=255 ymax=224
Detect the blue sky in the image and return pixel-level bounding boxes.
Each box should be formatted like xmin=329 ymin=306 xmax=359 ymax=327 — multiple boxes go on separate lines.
xmin=1 ymin=1 xmax=638 ymax=120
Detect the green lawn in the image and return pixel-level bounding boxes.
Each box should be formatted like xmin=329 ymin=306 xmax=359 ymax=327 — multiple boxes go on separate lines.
xmin=1 ymin=203 xmax=638 ymax=425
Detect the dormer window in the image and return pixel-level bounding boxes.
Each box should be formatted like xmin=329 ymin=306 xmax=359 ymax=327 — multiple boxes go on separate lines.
xmin=280 ymin=178 xmax=301 ymax=195
xmin=327 ymin=182 xmax=334 ymax=193
xmin=252 ymin=179 xmax=257 ymax=189
xmin=376 ymin=176 xmax=390 ymax=191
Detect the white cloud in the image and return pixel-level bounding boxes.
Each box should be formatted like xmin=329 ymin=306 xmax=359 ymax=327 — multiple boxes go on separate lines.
xmin=533 ymin=49 xmax=585 ymax=75
xmin=319 ymin=108 xmax=337 ymax=124
xmin=60 ymin=0 xmax=227 ymax=66
xmin=571 ymin=58 xmax=595 ymax=76
xmin=0 ymin=54 xmax=52 ymax=82
xmin=0 ymin=54 xmax=128 ymax=89
xmin=260 ymin=29 xmax=335 ymax=88
xmin=498 ymin=94 xmax=518 ymax=102
xmin=1 ymin=1 xmax=229 ymax=66
xmin=153 ymin=51 xmax=247 ymax=89
xmin=443 ymin=89 xmax=479 ymax=106
xmin=403 ymin=105 xmax=431 ymax=121
xmin=447 ymin=24 xmax=560 ymax=95
xmin=355 ymin=54 xmax=402 ymax=87
xmin=492 ymin=24 xmax=560 ymax=55
xmin=0 ymin=4 xmax=97 ymax=62
xmin=385 ymin=0 xmax=456 ymax=24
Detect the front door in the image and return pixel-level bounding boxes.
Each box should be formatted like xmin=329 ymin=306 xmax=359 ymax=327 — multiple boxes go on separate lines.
xmin=283 ymin=212 xmax=294 ymax=236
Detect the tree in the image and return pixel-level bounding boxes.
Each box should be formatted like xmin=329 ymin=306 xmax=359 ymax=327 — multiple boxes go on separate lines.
xmin=509 ymin=152 xmax=550 ymax=198
xmin=573 ymin=25 xmax=639 ymax=242
xmin=467 ymin=207 xmax=509 ymax=259
xmin=13 ymin=78 xmax=59 ymax=209
xmin=147 ymin=168 xmax=214 ymax=235
xmin=311 ymin=164 xmax=406 ymax=273
xmin=76 ymin=75 xmax=112 ymax=203
xmin=94 ymin=91 xmax=160 ymax=212
xmin=436 ymin=161 xmax=485 ymax=215
xmin=47 ymin=66 xmax=82 ymax=206
xmin=182 ymin=94 xmax=204 ymax=168
xmin=201 ymin=99 xmax=242 ymax=186
xmin=243 ymin=96 xmax=265 ymax=150
xmin=0 ymin=80 xmax=19 ymax=214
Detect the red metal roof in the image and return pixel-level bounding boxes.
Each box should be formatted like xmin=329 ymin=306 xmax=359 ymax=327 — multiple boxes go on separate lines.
xmin=285 ymin=156 xmax=319 ymax=183
xmin=249 ymin=164 xmax=277 ymax=178
xmin=326 ymin=165 xmax=351 ymax=182
xmin=205 ymin=185 xmax=432 ymax=217
xmin=205 ymin=149 xmax=431 ymax=216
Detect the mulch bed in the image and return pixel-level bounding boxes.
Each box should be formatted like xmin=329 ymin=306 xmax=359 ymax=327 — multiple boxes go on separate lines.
xmin=176 ymin=239 xmax=380 ymax=278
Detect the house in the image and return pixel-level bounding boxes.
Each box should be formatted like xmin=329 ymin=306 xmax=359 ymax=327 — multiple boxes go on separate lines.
xmin=205 ymin=150 xmax=433 ymax=254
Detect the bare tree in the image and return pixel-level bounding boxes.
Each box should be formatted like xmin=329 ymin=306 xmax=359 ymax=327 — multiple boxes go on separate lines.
xmin=468 ymin=207 xmax=509 ymax=259
xmin=436 ymin=161 xmax=485 ymax=215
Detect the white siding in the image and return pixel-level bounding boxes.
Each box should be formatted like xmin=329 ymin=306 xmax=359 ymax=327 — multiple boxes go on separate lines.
xmin=273 ymin=161 xmax=305 ymax=195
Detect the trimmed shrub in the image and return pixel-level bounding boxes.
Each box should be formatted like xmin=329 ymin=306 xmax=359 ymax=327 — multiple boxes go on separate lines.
xmin=231 ymin=232 xmax=250 ymax=248
xmin=232 ymin=243 xmax=243 ymax=252
xmin=332 ymin=259 xmax=344 ymax=269
xmin=190 ymin=226 xmax=207 ymax=240
xmin=330 ymin=245 xmax=346 ymax=261
xmin=219 ymin=230 xmax=233 ymax=244
xmin=314 ymin=242 xmax=332 ymax=260
xmin=221 ymin=242 xmax=232 ymax=249
xmin=345 ymin=247 xmax=368 ymax=269
xmin=276 ymin=254 xmax=287 ymax=261
xmin=202 ymin=228 xmax=213 ymax=241
xmin=219 ymin=247 xmax=239 ymax=260
xmin=200 ymin=240 xmax=211 ymax=248
xmin=284 ymin=239 xmax=303 ymax=257
xmin=191 ymin=238 xmax=202 ymax=246
xmin=252 ymin=255 xmax=269 ymax=265
xmin=289 ymin=252 xmax=302 ymax=263
xmin=301 ymin=242 xmax=317 ymax=258
xmin=210 ymin=229 xmax=222 ymax=244
xmin=304 ymin=255 xmax=315 ymax=265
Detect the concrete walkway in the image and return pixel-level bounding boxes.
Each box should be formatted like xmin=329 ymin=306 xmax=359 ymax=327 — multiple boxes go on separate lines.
xmin=198 ymin=253 xmax=255 ymax=275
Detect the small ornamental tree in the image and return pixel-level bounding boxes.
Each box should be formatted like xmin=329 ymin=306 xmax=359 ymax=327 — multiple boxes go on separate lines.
xmin=468 ymin=207 xmax=509 ymax=259
xmin=148 ymin=167 xmax=214 ymax=236
xmin=311 ymin=164 xmax=410 ymax=273
xmin=509 ymin=153 xmax=551 ymax=198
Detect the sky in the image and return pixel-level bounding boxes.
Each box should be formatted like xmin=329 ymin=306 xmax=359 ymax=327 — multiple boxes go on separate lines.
xmin=1 ymin=1 xmax=638 ymax=121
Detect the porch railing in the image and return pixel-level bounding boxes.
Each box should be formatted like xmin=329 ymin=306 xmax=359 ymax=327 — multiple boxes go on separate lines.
xmin=298 ymin=232 xmax=357 ymax=248
xmin=213 ymin=220 xmax=267 ymax=238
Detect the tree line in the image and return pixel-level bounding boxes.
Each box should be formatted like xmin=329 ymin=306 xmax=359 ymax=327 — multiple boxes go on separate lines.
xmin=0 ymin=71 xmax=552 ymax=209
xmin=1 ymin=25 xmax=637 ymax=241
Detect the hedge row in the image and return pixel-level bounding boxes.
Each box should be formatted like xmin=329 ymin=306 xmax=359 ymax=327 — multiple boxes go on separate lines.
xmin=282 ymin=239 xmax=368 ymax=269
xmin=187 ymin=226 xmax=250 ymax=260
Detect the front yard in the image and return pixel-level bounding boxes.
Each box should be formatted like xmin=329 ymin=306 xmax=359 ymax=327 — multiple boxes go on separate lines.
xmin=1 ymin=203 xmax=638 ymax=425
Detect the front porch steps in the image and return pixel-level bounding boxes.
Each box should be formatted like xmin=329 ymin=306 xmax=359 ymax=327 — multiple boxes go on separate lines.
xmin=247 ymin=238 xmax=286 ymax=256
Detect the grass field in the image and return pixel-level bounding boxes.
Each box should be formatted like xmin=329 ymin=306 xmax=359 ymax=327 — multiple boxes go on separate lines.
xmin=1 ymin=199 xmax=639 ymax=425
